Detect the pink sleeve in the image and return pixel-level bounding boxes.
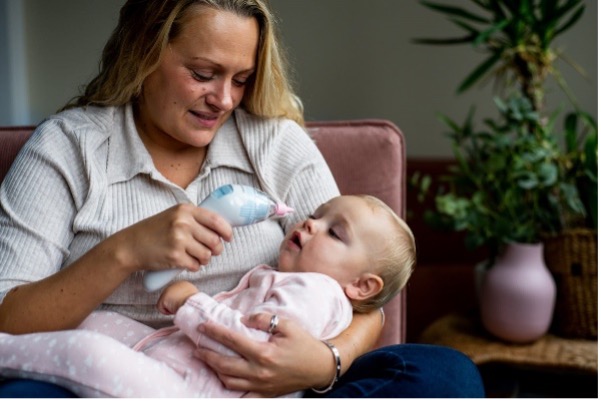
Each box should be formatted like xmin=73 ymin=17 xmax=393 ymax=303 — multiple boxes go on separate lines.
xmin=248 ymin=273 xmax=353 ymax=340
xmin=173 ymin=272 xmax=353 ymax=355
xmin=173 ymin=292 xmax=269 ymax=356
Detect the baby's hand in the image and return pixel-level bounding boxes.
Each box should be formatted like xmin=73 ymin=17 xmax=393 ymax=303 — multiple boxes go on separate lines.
xmin=157 ymin=281 xmax=199 ymax=315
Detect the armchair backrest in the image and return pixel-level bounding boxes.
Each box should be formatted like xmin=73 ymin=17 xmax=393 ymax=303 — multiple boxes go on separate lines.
xmin=0 ymin=121 xmax=407 ymax=347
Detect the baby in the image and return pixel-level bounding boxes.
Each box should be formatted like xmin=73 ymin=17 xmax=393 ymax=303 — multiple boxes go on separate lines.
xmin=0 ymin=195 xmax=415 ymax=398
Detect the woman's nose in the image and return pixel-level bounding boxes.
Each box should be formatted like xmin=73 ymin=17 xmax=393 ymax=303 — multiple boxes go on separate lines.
xmin=207 ymin=80 xmax=234 ymax=111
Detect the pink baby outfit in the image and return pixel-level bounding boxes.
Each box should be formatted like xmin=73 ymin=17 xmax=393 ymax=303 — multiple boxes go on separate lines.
xmin=0 ymin=265 xmax=352 ymax=397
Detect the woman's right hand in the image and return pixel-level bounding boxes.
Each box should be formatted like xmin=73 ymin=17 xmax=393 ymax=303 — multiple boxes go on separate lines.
xmin=0 ymin=203 xmax=232 ymax=334
xmin=113 ymin=203 xmax=233 ymax=275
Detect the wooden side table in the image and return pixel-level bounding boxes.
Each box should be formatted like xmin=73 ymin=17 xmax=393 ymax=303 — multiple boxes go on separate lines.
xmin=420 ymin=313 xmax=597 ymax=373
xmin=420 ymin=314 xmax=598 ymax=397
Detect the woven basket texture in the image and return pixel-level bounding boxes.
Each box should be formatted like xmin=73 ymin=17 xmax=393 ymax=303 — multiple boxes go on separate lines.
xmin=543 ymin=229 xmax=598 ymax=339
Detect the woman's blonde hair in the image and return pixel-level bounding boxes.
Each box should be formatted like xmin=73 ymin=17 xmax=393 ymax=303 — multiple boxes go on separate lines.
xmin=352 ymin=195 xmax=416 ymax=313
xmin=62 ymin=0 xmax=304 ymax=125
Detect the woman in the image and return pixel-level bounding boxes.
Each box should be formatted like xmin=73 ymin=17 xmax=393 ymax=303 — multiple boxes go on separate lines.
xmin=0 ymin=0 xmax=484 ymax=398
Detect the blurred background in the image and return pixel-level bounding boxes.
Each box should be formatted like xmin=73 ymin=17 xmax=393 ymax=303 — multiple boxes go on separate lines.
xmin=0 ymin=0 xmax=596 ymax=157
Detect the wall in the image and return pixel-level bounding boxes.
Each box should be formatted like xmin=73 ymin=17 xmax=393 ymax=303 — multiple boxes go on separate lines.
xmin=22 ymin=0 xmax=123 ymax=122
xmin=0 ymin=0 xmax=28 ymax=124
xmin=0 ymin=0 xmax=597 ymax=157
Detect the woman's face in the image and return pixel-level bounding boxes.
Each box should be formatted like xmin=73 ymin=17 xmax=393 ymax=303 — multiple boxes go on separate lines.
xmin=136 ymin=7 xmax=259 ymax=149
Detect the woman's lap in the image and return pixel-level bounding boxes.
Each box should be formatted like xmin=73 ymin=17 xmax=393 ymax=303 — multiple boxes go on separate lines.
xmin=0 ymin=379 xmax=77 ymax=398
xmin=0 ymin=343 xmax=484 ymax=398
xmin=305 ymin=343 xmax=485 ymax=398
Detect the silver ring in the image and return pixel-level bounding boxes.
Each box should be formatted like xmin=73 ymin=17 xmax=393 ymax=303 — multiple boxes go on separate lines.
xmin=268 ymin=314 xmax=279 ymax=334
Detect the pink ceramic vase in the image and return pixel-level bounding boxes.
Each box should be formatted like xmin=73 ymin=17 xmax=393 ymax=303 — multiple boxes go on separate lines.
xmin=479 ymin=242 xmax=556 ymax=343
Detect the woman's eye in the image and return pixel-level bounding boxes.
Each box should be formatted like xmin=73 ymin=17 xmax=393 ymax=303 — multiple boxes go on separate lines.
xmin=233 ymin=78 xmax=249 ymax=87
xmin=192 ymin=71 xmax=212 ymax=82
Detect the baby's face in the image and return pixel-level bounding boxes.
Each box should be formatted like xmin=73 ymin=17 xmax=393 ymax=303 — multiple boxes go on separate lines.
xmin=278 ymin=196 xmax=391 ymax=286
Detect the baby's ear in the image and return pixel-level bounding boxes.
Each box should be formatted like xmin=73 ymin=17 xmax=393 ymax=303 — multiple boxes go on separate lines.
xmin=344 ymin=273 xmax=384 ymax=301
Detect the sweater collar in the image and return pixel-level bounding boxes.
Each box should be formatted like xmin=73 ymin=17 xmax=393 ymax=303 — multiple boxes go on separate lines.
xmin=106 ymin=105 xmax=253 ymax=186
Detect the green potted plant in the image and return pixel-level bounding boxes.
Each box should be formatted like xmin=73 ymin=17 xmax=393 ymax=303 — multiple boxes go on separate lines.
xmin=415 ymin=0 xmax=586 ymax=114
xmin=412 ymin=0 xmax=597 ymax=341
xmin=422 ymin=94 xmax=568 ymax=261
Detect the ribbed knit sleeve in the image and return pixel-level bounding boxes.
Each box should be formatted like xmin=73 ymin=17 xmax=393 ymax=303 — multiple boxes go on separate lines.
xmin=0 ymin=118 xmax=94 ymax=300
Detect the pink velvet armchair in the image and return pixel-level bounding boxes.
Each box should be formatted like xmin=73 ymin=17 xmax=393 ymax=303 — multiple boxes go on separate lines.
xmin=0 ymin=120 xmax=407 ymax=348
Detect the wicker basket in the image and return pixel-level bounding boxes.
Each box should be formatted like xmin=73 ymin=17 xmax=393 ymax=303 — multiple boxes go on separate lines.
xmin=543 ymin=229 xmax=598 ymax=339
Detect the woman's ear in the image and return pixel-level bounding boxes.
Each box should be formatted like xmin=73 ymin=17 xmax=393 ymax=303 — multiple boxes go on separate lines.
xmin=344 ymin=273 xmax=384 ymax=301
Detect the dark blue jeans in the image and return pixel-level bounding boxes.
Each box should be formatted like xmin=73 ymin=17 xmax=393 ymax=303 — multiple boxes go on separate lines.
xmin=306 ymin=344 xmax=485 ymax=398
xmin=0 ymin=344 xmax=484 ymax=398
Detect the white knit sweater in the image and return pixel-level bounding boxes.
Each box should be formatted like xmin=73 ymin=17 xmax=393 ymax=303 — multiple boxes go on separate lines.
xmin=0 ymin=104 xmax=339 ymax=328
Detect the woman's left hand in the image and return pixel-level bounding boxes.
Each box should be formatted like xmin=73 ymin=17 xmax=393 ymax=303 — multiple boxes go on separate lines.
xmin=194 ymin=312 xmax=334 ymax=396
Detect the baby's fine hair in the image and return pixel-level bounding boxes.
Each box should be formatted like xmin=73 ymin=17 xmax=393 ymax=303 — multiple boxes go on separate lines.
xmin=353 ymin=195 xmax=416 ymax=313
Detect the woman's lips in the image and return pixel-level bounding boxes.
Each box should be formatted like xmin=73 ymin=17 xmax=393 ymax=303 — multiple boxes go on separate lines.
xmin=189 ymin=110 xmax=219 ymax=128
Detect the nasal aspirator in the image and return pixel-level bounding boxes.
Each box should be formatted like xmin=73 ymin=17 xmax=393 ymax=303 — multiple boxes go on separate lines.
xmin=142 ymin=184 xmax=294 ymax=292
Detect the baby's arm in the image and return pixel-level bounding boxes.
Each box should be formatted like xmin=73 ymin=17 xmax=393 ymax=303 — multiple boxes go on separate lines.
xmin=173 ymin=292 xmax=271 ymax=356
xmin=174 ymin=272 xmax=353 ymax=355
xmin=157 ymin=281 xmax=199 ymax=315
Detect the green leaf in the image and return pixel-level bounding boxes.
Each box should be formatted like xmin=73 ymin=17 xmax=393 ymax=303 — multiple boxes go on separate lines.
xmin=584 ymin=134 xmax=598 ymax=174
xmin=555 ymin=4 xmax=585 ymax=38
xmin=521 ymin=150 xmax=540 ymax=163
xmin=538 ymin=162 xmax=558 ymax=186
xmin=412 ymin=36 xmax=476 ymax=46
xmin=486 ymin=153 xmax=506 ymax=172
xmin=487 ymin=0 xmax=509 ymax=21
xmin=560 ymin=182 xmax=586 ymax=215
xmin=498 ymin=0 xmax=520 ymax=15
xmin=518 ymin=0 xmax=534 ymax=23
xmin=517 ymin=172 xmax=538 ymax=189
xmin=577 ymin=110 xmax=598 ymax=135
xmin=448 ymin=18 xmax=481 ymax=35
xmin=420 ymin=175 xmax=432 ymax=193
xmin=540 ymin=0 xmax=560 ymax=21
xmin=457 ymin=51 xmax=502 ymax=93
xmin=474 ymin=19 xmax=510 ymax=46
xmin=470 ymin=0 xmax=490 ymax=11
xmin=564 ymin=113 xmax=578 ymax=152
xmin=493 ymin=97 xmax=508 ymax=113
xmin=420 ymin=1 xmax=490 ymax=23
xmin=437 ymin=113 xmax=461 ymax=133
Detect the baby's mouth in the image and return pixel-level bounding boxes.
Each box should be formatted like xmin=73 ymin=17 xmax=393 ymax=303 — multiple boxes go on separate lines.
xmin=291 ymin=231 xmax=302 ymax=249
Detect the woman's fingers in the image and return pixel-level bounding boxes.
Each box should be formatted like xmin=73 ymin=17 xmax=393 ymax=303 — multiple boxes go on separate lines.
xmin=195 ymin=346 xmax=279 ymax=396
xmin=194 ymin=343 xmax=269 ymax=392
xmin=194 ymin=314 xmax=332 ymax=396
xmin=243 ymin=312 xmax=286 ymax=335
xmin=197 ymin=320 xmax=267 ymax=359
xmin=195 ymin=207 xmax=233 ymax=242
xmin=181 ymin=206 xmax=233 ymax=266
xmin=124 ymin=203 xmax=233 ymax=273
